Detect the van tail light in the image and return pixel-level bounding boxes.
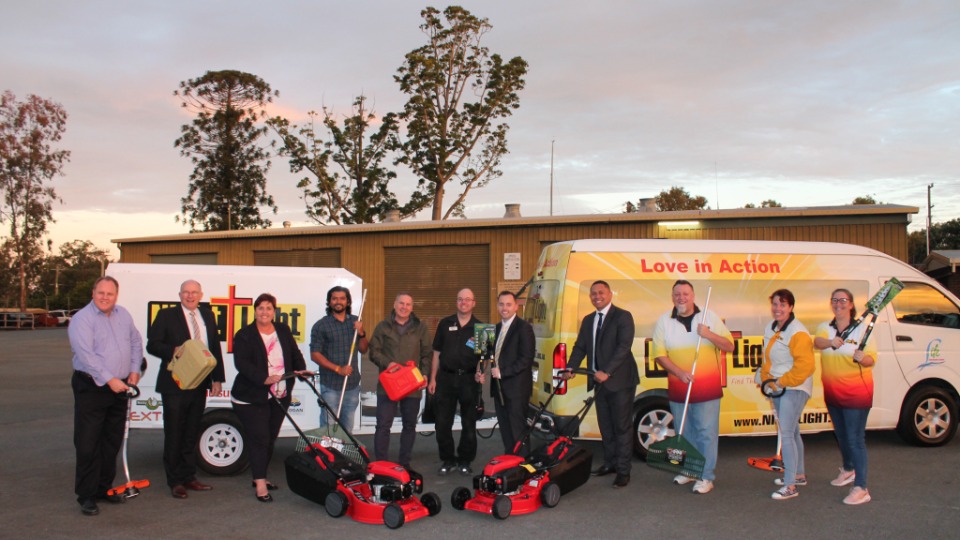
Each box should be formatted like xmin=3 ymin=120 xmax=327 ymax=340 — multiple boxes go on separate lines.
xmin=552 ymin=343 xmax=568 ymax=395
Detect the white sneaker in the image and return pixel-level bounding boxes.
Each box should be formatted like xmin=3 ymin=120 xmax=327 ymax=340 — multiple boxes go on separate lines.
xmin=843 ymin=486 xmax=871 ymax=505
xmin=673 ymin=474 xmax=695 ymax=485
xmin=775 ymin=476 xmax=807 ymax=486
xmin=771 ymin=485 xmax=799 ymax=500
xmin=692 ymin=479 xmax=713 ymax=494
xmin=830 ymin=468 xmax=855 ymax=487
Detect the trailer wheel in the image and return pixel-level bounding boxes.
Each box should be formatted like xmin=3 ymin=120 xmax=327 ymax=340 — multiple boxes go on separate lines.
xmin=383 ymin=503 xmax=405 ymax=529
xmin=451 ymin=486 xmax=471 ymax=511
xmin=196 ymin=410 xmax=248 ymax=475
xmin=633 ymin=397 xmax=674 ymax=460
xmin=897 ymin=385 xmax=959 ymax=446
xmin=492 ymin=495 xmax=512 ymax=520
xmin=325 ymin=491 xmax=348 ymax=518
xmin=421 ymin=492 xmax=442 ymax=516
xmin=540 ymin=481 xmax=561 ymax=508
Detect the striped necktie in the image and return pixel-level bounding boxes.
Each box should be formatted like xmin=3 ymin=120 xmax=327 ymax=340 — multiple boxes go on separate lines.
xmin=189 ymin=311 xmax=202 ymax=344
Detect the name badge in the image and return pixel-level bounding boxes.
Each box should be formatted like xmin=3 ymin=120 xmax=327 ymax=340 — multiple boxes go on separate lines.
xmin=449 ymin=326 xmax=458 ymax=331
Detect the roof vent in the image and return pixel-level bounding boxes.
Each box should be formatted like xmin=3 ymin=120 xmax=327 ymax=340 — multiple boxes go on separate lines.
xmin=383 ymin=209 xmax=402 ymax=223
xmin=504 ymin=204 xmax=521 ymax=218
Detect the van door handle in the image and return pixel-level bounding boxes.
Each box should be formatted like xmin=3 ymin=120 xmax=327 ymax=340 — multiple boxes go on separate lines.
xmin=896 ymin=335 xmax=913 ymax=342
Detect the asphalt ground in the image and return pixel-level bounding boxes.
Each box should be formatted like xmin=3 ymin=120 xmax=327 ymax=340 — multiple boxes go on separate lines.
xmin=2 ymin=328 xmax=959 ymax=540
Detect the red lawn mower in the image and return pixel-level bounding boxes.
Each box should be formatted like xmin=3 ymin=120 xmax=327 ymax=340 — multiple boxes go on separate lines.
xmin=281 ymin=372 xmax=441 ymax=529
xmin=451 ymin=368 xmax=595 ymax=520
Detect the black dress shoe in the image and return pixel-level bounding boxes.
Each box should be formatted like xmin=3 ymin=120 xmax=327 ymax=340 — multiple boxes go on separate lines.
xmin=592 ymin=465 xmax=615 ymax=477
xmin=613 ymin=474 xmax=630 ymax=488
xmin=251 ymin=481 xmax=278 ymax=491
xmin=80 ymin=499 xmax=99 ymax=516
xmin=256 ymin=493 xmax=273 ymax=502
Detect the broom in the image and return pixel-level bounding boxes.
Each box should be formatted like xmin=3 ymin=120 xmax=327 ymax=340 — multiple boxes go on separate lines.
xmin=647 ymin=287 xmax=713 ymax=479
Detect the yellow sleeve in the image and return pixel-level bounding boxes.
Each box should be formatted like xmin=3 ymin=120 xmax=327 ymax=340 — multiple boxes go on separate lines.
xmin=778 ymin=332 xmax=815 ymax=388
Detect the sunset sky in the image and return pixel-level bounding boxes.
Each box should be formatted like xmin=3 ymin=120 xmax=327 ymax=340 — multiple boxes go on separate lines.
xmin=4 ymin=1 xmax=957 ymax=257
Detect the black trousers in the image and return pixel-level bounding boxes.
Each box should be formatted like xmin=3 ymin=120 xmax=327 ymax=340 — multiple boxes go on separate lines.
xmin=434 ymin=370 xmax=480 ymax=464
xmin=233 ymin=397 xmax=289 ymax=480
xmin=494 ymin=379 xmax=529 ymax=456
xmin=161 ymin=389 xmax=206 ymax=486
xmin=73 ymin=372 xmax=127 ymax=502
xmin=595 ymin=385 xmax=634 ymax=475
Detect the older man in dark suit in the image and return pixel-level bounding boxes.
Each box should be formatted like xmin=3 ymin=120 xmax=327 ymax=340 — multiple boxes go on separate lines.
xmin=146 ymin=279 xmax=226 ymax=499
xmin=565 ymin=280 xmax=638 ymax=488
xmin=487 ymin=290 xmax=536 ymax=455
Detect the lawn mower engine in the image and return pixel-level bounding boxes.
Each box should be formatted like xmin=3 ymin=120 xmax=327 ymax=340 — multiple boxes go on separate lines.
xmin=367 ymin=461 xmax=423 ymax=503
xmin=453 ymin=454 xmax=559 ymax=519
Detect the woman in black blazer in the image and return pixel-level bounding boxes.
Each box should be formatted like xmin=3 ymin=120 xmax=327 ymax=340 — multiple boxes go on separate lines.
xmin=231 ymin=293 xmax=307 ymax=502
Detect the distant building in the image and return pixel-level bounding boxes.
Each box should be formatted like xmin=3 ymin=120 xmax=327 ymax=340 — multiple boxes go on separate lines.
xmin=115 ymin=203 xmax=917 ymax=330
xmin=919 ymin=250 xmax=960 ymax=298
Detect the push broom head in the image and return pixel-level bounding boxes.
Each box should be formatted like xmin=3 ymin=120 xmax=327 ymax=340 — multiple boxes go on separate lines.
xmin=647 ymin=434 xmax=706 ymax=479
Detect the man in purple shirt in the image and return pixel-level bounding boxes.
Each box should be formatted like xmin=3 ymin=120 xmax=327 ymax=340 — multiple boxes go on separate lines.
xmin=69 ymin=276 xmax=143 ymax=516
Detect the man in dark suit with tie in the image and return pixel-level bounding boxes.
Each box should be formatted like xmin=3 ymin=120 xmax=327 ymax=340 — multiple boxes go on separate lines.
xmin=565 ymin=280 xmax=638 ymax=488
xmin=487 ymin=290 xmax=536 ymax=455
xmin=146 ymin=280 xmax=226 ymax=499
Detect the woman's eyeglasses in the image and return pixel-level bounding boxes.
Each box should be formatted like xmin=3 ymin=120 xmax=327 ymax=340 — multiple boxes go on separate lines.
xmin=830 ymin=298 xmax=850 ymax=305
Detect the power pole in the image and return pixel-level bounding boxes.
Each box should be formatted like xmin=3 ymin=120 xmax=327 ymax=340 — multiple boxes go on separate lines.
xmin=927 ymin=183 xmax=934 ymax=256
xmin=549 ymin=140 xmax=555 ymax=216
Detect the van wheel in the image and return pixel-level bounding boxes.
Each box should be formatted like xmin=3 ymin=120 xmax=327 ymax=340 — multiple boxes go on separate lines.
xmin=196 ymin=410 xmax=248 ymax=475
xmin=897 ymin=386 xmax=959 ymax=446
xmin=633 ymin=397 xmax=674 ymax=460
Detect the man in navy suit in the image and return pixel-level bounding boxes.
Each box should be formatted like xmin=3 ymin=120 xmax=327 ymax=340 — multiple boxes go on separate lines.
xmin=146 ymin=280 xmax=226 ymax=499
xmin=487 ymin=291 xmax=536 ymax=455
xmin=565 ymin=281 xmax=638 ymax=488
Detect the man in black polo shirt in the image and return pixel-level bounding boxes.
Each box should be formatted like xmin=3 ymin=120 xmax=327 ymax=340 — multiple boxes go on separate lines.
xmin=429 ymin=288 xmax=483 ymax=475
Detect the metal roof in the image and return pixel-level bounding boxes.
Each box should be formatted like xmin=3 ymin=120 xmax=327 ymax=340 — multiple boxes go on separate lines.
xmin=112 ymin=203 xmax=918 ymax=244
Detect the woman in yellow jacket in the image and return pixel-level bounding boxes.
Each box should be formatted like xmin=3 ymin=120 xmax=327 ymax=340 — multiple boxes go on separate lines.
xmin=757 ymin=289 xmax=815 ymax=500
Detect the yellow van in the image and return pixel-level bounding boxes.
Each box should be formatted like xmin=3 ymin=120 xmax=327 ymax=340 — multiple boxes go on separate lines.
xmin=522 ymin=239 xmax=960 ymax=458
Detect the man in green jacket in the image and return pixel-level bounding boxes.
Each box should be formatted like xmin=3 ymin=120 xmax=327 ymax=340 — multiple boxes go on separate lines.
xmin=369 ymin=292 xmax=432 ymax=468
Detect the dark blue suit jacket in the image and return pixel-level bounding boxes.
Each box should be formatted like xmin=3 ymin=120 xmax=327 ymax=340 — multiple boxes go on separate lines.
xmin=568 ymin=304 xmax=639 ymax=392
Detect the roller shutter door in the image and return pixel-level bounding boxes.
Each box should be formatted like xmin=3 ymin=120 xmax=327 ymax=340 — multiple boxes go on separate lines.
xmin=383 ymin=245 xmax=490 ymax=335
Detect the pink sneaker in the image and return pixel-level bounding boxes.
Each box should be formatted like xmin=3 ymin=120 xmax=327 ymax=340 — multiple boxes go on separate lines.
xmin=830 ymin=468 xmax=855 ymax=487
xmin=843 ymin=486 xmax=871 ymax=505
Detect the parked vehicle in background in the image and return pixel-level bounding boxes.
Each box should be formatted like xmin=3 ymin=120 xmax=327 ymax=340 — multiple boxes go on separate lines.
xmin=48 ymin=310 xmax=71 ymax=326
xmin=34 ymin=312 xmax=59 ymax=327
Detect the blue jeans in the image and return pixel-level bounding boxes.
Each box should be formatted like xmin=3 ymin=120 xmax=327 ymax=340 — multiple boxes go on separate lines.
xmin=670 ymin=398 xmax=720 ymax=481
xmin=773 ymin=390 xmax=810 ymax=486
xmin=319 ymin=383 xmax=359 ymax=435
xmin=828 ymin=404 xmax=870 ymax=488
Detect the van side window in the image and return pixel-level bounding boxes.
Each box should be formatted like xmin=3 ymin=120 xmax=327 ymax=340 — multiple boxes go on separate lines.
xmin=890 ymin=282 xmax=960 ymax=329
